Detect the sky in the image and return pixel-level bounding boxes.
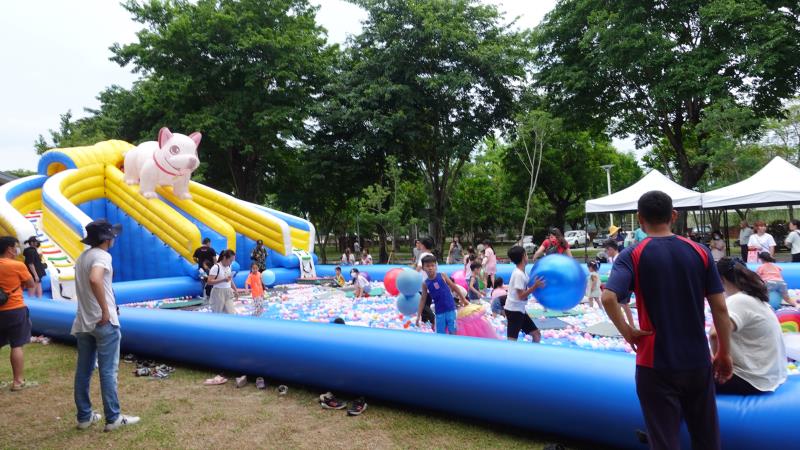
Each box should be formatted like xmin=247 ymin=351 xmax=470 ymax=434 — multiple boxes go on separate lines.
xmin=0 ymin=0 xmax=633 ymax=172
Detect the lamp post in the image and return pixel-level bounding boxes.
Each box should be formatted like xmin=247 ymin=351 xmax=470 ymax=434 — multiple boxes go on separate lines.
xmin=601 ymin=164 xmax=614 ymax=227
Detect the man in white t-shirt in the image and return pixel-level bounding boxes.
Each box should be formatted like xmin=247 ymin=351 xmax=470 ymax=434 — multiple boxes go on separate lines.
xmin=503 ymin=245 xmax=544 ymax=342
xmin=785 ymin=219 xmax=800 ymax=263
xmin=71 ymin=220 xmax=139 ymax=432
xmin=414 ymin=237 xmax=435 ymax=271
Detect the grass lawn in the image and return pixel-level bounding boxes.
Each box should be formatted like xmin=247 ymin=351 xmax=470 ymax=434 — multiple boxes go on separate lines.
xmin=0 ymin=341 xmax=597 ymax=450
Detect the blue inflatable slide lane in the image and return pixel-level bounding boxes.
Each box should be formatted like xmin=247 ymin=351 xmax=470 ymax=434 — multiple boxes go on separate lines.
xmin=28 ymin=297 xmax=800 ymax=450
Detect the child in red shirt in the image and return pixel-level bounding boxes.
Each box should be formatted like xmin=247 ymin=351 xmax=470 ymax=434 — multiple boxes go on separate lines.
xmin=245 ymin=264 xmax=265 ymax=302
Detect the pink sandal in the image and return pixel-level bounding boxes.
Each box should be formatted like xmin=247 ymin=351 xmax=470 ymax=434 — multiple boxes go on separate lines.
xmin=203 ymin=375 xmax=228 ymax=386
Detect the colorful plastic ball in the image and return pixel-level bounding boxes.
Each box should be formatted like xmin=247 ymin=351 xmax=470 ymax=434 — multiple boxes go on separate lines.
xmin=384 ymin=268 xmax=403 ymax=296
xmin=776 ymin=309 xmax=800 ymax=333
xmin=396 ymin=269 xmax=422 ymax=297
xmin=529 ymin=254 xmax=585 ymax=311
xmin=396 ymin=292 xmax=421 ymax=316
xmin=261 ymin=269 xmax=276 ymax=286
xmin=450 ymin=269 xmax=468 ymax=290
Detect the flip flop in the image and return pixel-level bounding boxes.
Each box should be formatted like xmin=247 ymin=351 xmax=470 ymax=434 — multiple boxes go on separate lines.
xmin=256 ymin=377 xmax=266 ymax=390
xmin=10 ymin=380 xmax=39 ymax=391
xmin=203 ymin=375 xmax=228 ymax=386
xmin=0 ymin=381 xmax=7 ymax=389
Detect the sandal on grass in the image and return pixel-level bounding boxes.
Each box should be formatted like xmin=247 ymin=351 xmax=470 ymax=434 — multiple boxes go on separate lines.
xmin=203 ymin=375 xmax=228 ymax=386
xmin=11 ymin=380 xmax=39 ymax=391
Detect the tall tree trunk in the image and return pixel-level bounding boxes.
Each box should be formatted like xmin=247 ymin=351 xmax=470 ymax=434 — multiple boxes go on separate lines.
xmin=378 ymin=227 xmax=388 ymax=264
xmin=431 ymin=189 xmax=447 ymax=261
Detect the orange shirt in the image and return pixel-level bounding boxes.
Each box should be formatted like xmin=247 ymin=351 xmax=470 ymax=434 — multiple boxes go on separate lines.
xmin=245 ymin=272 xmax=264 ymax=298
xmin=0 ymin=258 xmax=32 ymax=311
xmin=756 ymin=263 xmax=784 ymax=283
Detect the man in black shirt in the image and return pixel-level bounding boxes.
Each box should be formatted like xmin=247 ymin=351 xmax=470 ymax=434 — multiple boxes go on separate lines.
xmin=23 ymin=236 xmax=46 ymax=298
xmin=193 ymin=238 xmax=216 ymax=298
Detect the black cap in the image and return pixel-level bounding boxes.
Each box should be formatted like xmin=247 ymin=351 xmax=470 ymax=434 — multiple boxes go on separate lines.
xmin=25 ymin=236 xmax=42 ymax=244
xmin=81 ymin=219 xmax=122 ymax=246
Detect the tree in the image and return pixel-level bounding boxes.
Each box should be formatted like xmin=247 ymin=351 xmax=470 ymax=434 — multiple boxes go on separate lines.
xmin=4 ymin=169 xmax=37 ymax=178
xmin=34 ymin=110 xmax=112 ymax=154
xmin=534 ymin=0 xmax=800 ymax=189
xmin=325 ymin=0 xmax=532 ymax=255
xmin=506 ymin=126 xmax=642 ymax=231
xmin=513 ymin=111 xmax=560 ymax=240
xmin=109 ymin=0 xmax=337 ymax=202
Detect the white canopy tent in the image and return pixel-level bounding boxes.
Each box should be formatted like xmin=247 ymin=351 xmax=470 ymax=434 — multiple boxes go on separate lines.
xmin=702 ymin=157 xmax=800 ymax=208
xmin=585 ymin=170 xmax=703 ymax=213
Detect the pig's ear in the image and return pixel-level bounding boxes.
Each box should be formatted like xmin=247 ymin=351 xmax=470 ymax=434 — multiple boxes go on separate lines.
xmin=158 ymin=127 xmax=173 ymax=148
xmin=188 ymin=132 xmax=202 ymax=147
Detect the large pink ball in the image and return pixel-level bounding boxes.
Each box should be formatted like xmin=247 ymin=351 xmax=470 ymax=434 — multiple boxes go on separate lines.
xmin=450 ymin=269 xmax=468 ymax=290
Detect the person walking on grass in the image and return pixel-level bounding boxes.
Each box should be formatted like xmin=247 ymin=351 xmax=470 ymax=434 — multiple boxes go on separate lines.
xmin=0 ymin=236 xmax=35 ymax=392
xmin=72 ymin=220 xmax=140 ymax=431
xmin=603 ymin=191 xmax=732 ymax=450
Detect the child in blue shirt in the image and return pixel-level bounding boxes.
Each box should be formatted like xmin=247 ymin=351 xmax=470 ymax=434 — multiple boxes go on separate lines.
xmin=467 ymin=261 xmax=483 ymax=302
xmin=416 ymin=255 xmax=468 ymax=334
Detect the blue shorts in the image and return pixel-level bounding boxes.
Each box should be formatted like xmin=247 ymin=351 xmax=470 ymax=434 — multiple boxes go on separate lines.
xmin=435 ymin=309 xmax=457 ymax=335
xmin=491 ymin=296 xmax=505 ymax=315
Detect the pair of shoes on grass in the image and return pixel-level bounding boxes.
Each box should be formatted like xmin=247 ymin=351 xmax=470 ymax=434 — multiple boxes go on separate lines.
xmin=10 ymin=380 xmax=39 ymax=391
xmin=319 ymin=392 xmax=367 ymax=416
xmin=76 ymin=412 xmax=140 ymax=432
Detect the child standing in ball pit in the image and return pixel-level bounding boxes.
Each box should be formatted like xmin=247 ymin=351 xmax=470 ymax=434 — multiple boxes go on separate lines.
xmin=586 ymin=261 xmax=602 ymax=309
xmin=467 ymin=261 xmax=483 ymax=302
xmin=245 ymin=264 xmax=265 ymax=301
xmin=504 ymin=245 xmax=545 ymax=342
xmin=416 ymin=255 xmax=468 ymax=334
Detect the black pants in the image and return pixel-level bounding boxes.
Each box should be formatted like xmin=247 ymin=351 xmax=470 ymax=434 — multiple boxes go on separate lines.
xmin=636 ymin=365 xmax=720 ymax=450
xmin=740 ymin=245 xmax=748 ymax=261
xmin=792 ymin=253 xmax=800 ymax=263
xmin=716 ymin=373 xmax=765 ymax=395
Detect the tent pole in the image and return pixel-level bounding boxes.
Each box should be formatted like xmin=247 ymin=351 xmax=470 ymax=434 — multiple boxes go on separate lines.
xmin=724 ymin=210 xmax=730 ymax=257
xmin=584 ymin=215 xmax=589 ymax=263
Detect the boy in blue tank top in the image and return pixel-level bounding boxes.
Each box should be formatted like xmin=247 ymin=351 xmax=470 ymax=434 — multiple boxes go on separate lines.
xmin=416 ymin=255 xmax=468 ymax=334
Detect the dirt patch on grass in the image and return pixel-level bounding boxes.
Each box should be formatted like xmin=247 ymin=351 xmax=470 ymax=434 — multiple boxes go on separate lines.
xmin=0 ymin=342 xmax=585 ymax=449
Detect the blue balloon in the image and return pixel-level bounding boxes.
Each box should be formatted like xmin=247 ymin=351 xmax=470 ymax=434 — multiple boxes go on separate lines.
xmin=261 ymin=269 xmax=276 ymax=286
xmin=529 ymin=254 xmax=585 ymax=311
xmin=396 ymin=269 xmax=422 ymax=297
xmin=396 ymin=292 xmax=421 ymax=316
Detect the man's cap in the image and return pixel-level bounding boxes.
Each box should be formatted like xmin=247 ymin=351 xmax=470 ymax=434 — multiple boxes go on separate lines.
xmin=81 ymin=219 xmax=122 ymax=246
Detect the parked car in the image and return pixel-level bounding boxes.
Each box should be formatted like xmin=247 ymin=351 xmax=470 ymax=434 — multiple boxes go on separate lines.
xmin=565 ymin=230 xmax=587 ymax=247
xmin=522 ymin=235 xmax=536 ymax=254
xmin=592 ymin=232 xmax=610 ymax=248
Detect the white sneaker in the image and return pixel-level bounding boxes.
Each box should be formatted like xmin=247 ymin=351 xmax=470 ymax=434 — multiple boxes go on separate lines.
xmin=76 ymin=412 xmax=102 ymax=430
xmin=103 ymin=414 xmax=140 ymax=432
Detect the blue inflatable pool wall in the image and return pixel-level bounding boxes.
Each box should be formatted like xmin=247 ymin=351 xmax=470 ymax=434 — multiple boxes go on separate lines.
xmin=27 ymin=261 xmax=800 ymax=450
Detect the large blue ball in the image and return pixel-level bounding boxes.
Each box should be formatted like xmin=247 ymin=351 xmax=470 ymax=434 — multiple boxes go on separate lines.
xmin=529 ymin=254 xmax=585 ymax=311
xmin=396 ymin=292 xmax=421 ymax=316
xmin=396 ymin=268 xmax=422 ymax=297
xmin=261 ymin=269 xmax=276 ymax=286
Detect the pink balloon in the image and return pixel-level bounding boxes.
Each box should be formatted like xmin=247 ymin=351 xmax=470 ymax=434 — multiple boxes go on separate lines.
xmin=450 ymin=269 xmax=468 ymax=290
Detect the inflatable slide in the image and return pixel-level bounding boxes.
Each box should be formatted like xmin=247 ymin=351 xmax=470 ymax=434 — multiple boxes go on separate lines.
xmin=0 ymin=140 xmax=316 ymax=302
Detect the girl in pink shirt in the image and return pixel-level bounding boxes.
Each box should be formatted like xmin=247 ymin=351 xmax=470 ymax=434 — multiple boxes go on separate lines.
xmin=756 ymin=252 xmax=797 ymax=308
xmin=482 ymin=240 xmax=497 ymax=288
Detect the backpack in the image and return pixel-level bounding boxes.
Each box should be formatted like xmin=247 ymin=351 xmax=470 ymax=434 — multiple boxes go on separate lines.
xmin=0 ymin=286 xmax=19 ymax=307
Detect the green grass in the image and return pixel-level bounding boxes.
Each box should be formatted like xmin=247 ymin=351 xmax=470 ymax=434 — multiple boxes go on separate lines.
xmin=0 ymin=342 xmax=597 ymax=450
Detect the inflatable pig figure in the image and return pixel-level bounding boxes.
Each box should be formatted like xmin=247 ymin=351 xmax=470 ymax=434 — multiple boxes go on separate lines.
xmin=123 ymin=127 xmax=201 ymax=199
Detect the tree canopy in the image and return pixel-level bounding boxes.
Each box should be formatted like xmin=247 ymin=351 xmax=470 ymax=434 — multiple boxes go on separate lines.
xmin=534 ymin=0 xmax=800 ymax=188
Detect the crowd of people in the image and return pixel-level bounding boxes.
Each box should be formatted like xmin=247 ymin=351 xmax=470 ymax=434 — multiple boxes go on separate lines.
xmin=2 ymin=192 xmax=797 ymax=446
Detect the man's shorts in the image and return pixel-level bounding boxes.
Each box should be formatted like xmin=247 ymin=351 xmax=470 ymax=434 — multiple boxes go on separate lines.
xmin=0 ymin=307 xmax=31 ymax=348
xmin=505 ymin=309 xmax=538 ymax=339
